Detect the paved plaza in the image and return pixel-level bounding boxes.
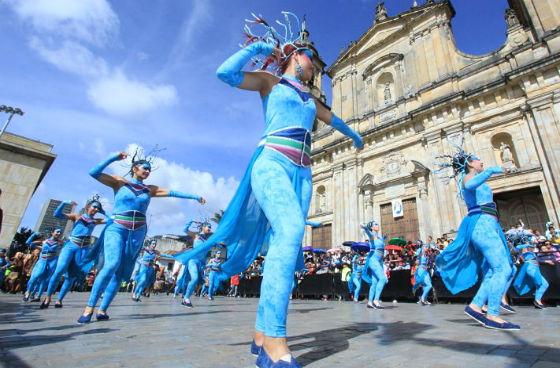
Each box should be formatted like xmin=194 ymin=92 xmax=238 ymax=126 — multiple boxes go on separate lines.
xmin=0 ymin=293 xmax=559 ymax=368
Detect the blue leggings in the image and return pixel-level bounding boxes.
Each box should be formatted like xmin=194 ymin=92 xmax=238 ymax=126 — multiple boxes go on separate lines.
xmin=415 ymin=268 xmax=432 ymax=301
xmin=367 ymin=256 xmax=387 ymax=303
xmin=27 ymin=258 xmax=57 ymax=295
xmin=470 ymin=215 xmax=512 ymax=316
xmin=184 ymin=259 xmax=202 ymax=299
xmin=526 ymin=263 xmax=549 ymax=302
xmin=135 ymin=264 xmax=154 ymax=297
xmin=352 ymin=275 xmax=362 ymax=300
xmin=46 ymin=241 xmax=87 ymax=301
xmin=252 ymin=149 xmax=312 ymax=338
xmin=174 ymin=267 xmax=188 ymax=297
xmin=87 ymin=223 xmax=147 ymax=311
xmin=208 ymin=271 xmax=219 ymax=298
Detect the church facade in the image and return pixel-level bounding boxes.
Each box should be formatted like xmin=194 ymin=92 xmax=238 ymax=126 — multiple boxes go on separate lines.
xmin=305 ymin=0 xmax=560 ymax=248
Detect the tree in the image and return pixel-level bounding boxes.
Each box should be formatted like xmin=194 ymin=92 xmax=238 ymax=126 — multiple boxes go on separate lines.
xmin=8 ymin=227 xmax=33 ymax=257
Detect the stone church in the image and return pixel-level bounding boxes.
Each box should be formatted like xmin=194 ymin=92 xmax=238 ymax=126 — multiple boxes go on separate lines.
xmin=304 ymin=0 xmax=560 ymax=248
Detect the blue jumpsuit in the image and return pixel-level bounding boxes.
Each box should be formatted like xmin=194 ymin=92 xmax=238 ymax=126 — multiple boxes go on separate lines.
xmin=413 ymin=247 xmax=433 ymax=302
xmin=362 ymin=228 xmax=388 ymax=304
xmin=0 ymin=256 xmax=10 ymax=290
xmin=182 ymin=235 xmax=210 ymax=300
xmin=134 ymin=250 xmax=157 ymax=298
xmin=87 ymin=179 xmax=151 ymax=312
xmin=207 ymin=257 xmax=223 ymax=298
xmin=436 ymin=167 xmax=513 ymax=317
xmin=513 ymin=249 xmax=549 ymax=302
xmin=26 ymin=238 xmax=61 ymax=297
xmin=46 ymin=214 xmax=101 ymax=302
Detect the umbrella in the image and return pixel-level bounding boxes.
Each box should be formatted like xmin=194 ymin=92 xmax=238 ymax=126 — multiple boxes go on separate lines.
xmin=351 ymin=242 xmax=370 ymax=252
xmin=386 ymin=244 xmax=403 ymax=251
xmin=313 ymin=248 xmax=327 ymax=254
xmin=388 ymin=238 xmax=407 ymax=246
xmin=302 ymin=246 xmax=313 ymax=252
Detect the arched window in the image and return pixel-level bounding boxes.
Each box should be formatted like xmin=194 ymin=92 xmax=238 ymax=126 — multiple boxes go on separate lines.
xmin=491 ymin=132 xmax=518 ymax=171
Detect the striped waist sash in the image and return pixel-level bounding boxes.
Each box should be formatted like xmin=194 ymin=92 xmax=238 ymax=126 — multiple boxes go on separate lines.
xmin=40 ymin=253 xmax=57 ymax=259
xmin=260 ymin=127 xmax=312 ymax=167
xmin=113 ymin=210 xmax=147 ymax=230
xmin=468 ymin=202 xmax=498 ymax=218
xmin=70 ymin=236 xmax=92 ymax=247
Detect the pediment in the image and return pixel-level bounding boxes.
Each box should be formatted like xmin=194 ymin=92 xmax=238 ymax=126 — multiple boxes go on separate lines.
xmin=355 ymin=24 xmax=405 ymax=56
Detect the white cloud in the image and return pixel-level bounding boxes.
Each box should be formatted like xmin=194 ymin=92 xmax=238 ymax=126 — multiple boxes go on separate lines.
xmin=162 ymin=0 xmax=211 ymax=76
xmin=29 ymin=37 xmax=108 ymax=78
xmin=87 ymin=71 xmax=178 ymax=116
xmin=7 ymin=0 xmax=119 ymax=46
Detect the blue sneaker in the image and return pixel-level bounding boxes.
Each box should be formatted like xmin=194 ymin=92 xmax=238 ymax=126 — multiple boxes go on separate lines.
xmin=500 ymin=303 xmax=516 ymax=313
xmin=464 ymin=305 xmax=486 ymax=325
xmin=483 ymin=318 xmax=521 ymax=331
xmin=96 ymin=313 xmax=110 ymax=321
xmin=77 ymin=313 xmax=93 ymax=324
xmin=256 ymin=348 xmax=301 ymax=368
xmin=251 ymin=340 xmax=262 ymax=356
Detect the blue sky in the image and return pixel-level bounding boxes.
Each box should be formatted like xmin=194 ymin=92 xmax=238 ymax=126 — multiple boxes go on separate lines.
xmin=0 ymin=0 xmax=508 ymax=237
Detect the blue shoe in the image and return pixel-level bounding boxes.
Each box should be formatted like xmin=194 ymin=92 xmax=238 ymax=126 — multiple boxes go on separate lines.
xmin=181 ymin=300 xmax=193 ymax=308
xmin=256 ymin=348 xmax=301 ymax=368
xmin=464 ymin=305 xmax=486 ymax=325
xmin=77 ymin=313 xmax=93 ymax=324
xmin=483 ymin=318 xmax=520 ymax=331
xmin=251 ymin=340 xmax=262 ymax=356
xmin=500 ymin=303 xmax=516 ymax=313
xmin=96 ymin=313 xmax=110 ymax=321
xmin=533 ymin=301 xmax=546 ymax=309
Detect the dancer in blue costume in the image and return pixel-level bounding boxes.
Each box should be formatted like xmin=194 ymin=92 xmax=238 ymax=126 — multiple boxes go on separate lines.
xmin=132 ymin=239 xmax=169 ymax=301
xmin=435 ymin=147 xmax=519 ymax=331
xmin=175 ymin=12 xmax=362 ymax=368
xmin=206 ymin=250 xmax=224 ymax=300
xmin=512 ymin=233 xmax=549 ymax=309
xmin=177 ymin=220 xmax=213 ymax=307
xmin=41 ymin=197 xmax=106 ymax=309
xmin=77 ymin=149 xmax=205 ymax=323
xmin=412 ymin=243 xmax=433 ymax=305
xmin=23 ymin=229 xmax=63 ymax=302
xmin=349 ymin=252 xmax=365 ymax=302
xmin=361 ymin=222 xmax=388 ymax=309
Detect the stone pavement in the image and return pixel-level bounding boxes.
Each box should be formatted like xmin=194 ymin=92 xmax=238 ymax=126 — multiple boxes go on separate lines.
xmin=0 ymin=293 xmax=559 ymax=368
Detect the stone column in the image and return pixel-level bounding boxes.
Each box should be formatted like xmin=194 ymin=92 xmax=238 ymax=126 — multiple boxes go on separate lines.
xmin=332 ymin=162 xmax=345 ymax=247
xmin=416 ymin=176 xmax=431 ymax=241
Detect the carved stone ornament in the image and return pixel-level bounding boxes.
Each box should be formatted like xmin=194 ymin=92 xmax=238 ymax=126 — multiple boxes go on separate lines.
xmin=376 ymin=2 xmax=388 ymax=22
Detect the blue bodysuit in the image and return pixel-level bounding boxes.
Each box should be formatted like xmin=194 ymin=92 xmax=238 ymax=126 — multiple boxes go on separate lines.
xmin=134 ymin=249 xmax=157 ymax=298
xmin=26 ymin=236 xmax=62 ymax=297
xmin=413 ymin=247 xmax=433 ymax=302
xmin=46 ymin=203 xmax=104 ymax=303
xmin=513 ymin=247 xmax=549 ymax=303
xmin=362 ymin=228 xmax=388 ymax=304
xmin=436 ymin=167 xmax=513 ymax=316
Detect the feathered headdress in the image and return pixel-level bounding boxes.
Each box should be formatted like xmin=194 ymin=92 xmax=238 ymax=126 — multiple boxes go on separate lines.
xmin=242 ymin=11 xmax=311 ymax=74
xmin=433 ymin=137 xmax=479 ymax=197
xmin=127 ymin=145 xmax=166 ymax=175
xmin=86 ymin=194 xmax=105 ymax=215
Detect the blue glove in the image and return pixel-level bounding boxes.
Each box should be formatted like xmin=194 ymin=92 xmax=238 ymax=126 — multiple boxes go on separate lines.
xmin=168 ymin=190 xmax=201 ymax=201
xmin=89 ymin=152 xmax=122 ymax=179
xmin=216 ymin=42 xmax=275 ymax=87
xmin=330 ymin=114 xmax=364 ymax=149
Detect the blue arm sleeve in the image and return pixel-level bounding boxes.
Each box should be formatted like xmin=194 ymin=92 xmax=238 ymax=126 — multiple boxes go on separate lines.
xmin=216 ymin=42 xmax=275 ymax=87
xmin=305 ymin=221 xmax=322 ymax=228
xmin=463 ymin=167 xmax=502 ymax=191
xmin=25 ymin=232 xmax=40 ymax=246
xmin=53 ymin=200 xmax=71 ymax=219
xmin=89 ymin=152 xmax=122 ymax=179
xmin=168 ymin=190 xmax=201 ymax=201
xmin=362 ymin=227 xmax=374 ymax=241
xmin=330 ymin=114 xmax=364 ymax=149
xmin=183 ymin=220 xmax=194 ymax=234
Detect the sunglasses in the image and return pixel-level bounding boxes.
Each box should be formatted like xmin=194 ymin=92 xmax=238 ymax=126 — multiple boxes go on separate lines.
xmin=298 ymin=48 xmax=314 ymax=60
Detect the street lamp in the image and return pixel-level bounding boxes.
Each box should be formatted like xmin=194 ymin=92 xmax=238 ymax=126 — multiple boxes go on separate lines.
xmin=0 ymin=104 xmax=25 ymax=139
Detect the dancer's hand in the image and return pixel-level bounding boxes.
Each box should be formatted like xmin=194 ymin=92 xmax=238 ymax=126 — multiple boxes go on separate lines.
xmin=198 ymin=197 xmax=206 ymax=205
xmin=487 ymin=166 xmax=504 ymax=175
xmin=271 ymin=47 xmax=282 ymax=63
xmin=117 ymin=152 xmax=128 ymax=160
xmin=353 ymin=135 xmax=364 ymax=150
